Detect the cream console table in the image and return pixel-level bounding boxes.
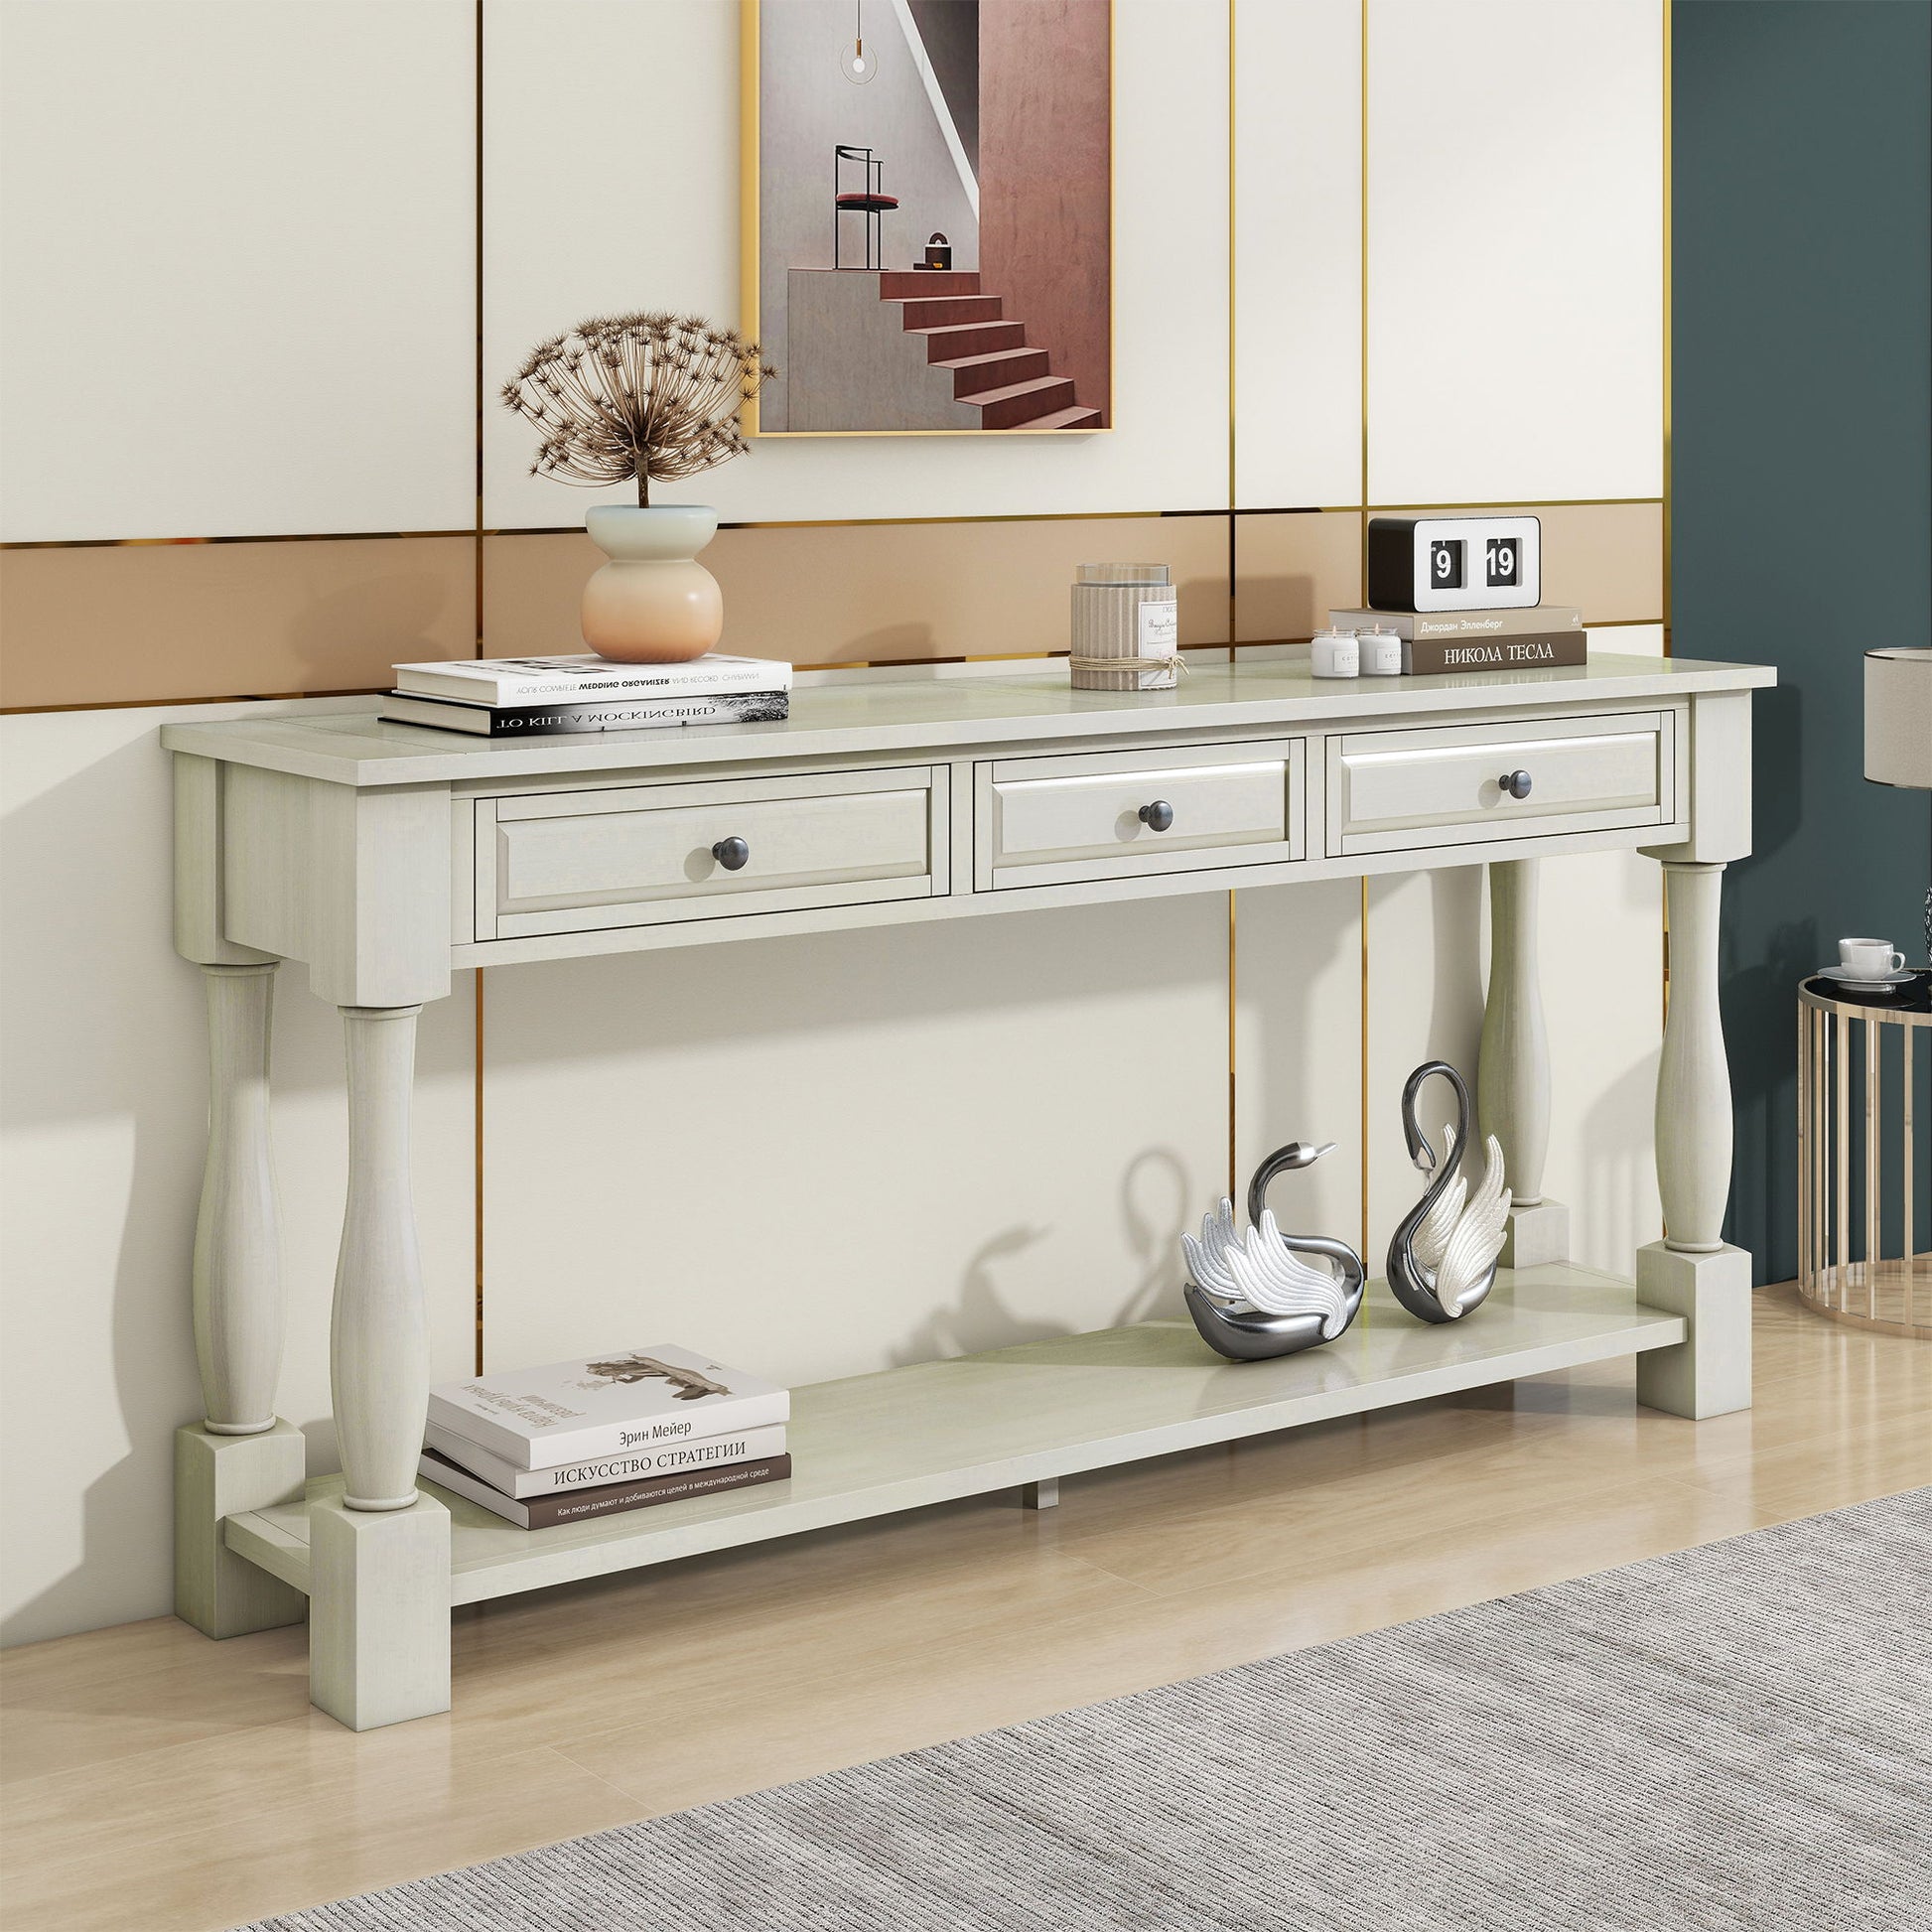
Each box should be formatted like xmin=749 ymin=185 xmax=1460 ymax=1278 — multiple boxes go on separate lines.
xmin=164 ymin=651 xmax=1772 ymax=1729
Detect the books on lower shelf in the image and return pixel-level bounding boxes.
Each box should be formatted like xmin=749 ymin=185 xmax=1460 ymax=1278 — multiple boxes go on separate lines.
xmin=420 ymin=1344 xmax=793 ymax=1531
xmin=423 ymin=1418 xmax=790 ymax=1499
xmin=432 ymin=1344 xmax=789 ymax=1467
xmin=1326 ymin=605 xmax=1587 ymax=675
xmin=421 ymin=1447 xmax=792 ymax=1530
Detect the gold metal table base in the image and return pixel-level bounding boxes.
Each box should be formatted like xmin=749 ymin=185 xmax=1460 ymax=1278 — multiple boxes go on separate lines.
xmin=1797 ymin=972 xmax=1929 ymax=1339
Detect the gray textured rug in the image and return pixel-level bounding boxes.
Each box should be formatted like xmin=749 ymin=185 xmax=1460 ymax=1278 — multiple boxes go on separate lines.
xmin=239 ymin=1489 xmax=1931 ymax=1931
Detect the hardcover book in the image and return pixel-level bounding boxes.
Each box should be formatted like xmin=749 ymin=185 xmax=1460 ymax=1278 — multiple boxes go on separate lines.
xmin=429 ymin=1344 xmax=790 ymax=1470
xmin=393 ymin=652 xmax=793 ymax=706
xmin=1325 ymin=607 xmax=1583 ymax=640
xmin=424 ymin=1419 xmax=789 ymax=1500
xmin=420 ymin=1448 xmax=792 ymax=1529
xmin=380 ymin=690 xmax=788 ymax=737
xmin=1398 ymin=631 xmax=1587 ymax=675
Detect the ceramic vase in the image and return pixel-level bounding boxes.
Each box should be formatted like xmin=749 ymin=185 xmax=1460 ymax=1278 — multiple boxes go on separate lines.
xmin=581 ymin=504 xmax=724 ymax=662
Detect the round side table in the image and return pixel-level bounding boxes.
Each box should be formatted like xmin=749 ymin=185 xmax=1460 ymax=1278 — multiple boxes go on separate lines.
xmin=1797 ymin=969 xmax=1930 ymax=1337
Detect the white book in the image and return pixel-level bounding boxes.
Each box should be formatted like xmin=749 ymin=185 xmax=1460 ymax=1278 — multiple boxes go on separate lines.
xmin=1324 ymin=607 xmax=1582 ymax=641
xmin=393 ymin=652 xmax=793 ymax=707
xmin=428 ymin=1343 xmax=790 ymax=1470
xmin=424 ymin=1419 xmax=788 ymax=1499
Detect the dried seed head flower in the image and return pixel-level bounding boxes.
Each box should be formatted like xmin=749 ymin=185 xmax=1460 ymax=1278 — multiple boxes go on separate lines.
xmin=500 ymin=313 xmax=774 ymax=506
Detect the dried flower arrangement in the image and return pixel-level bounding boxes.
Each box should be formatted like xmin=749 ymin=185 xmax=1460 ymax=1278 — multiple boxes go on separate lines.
xmin=500 ymin=313 xmax=776 ymax=507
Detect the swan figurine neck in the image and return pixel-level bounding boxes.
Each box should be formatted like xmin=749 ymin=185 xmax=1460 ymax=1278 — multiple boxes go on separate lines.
xmin=1182 ymin=1140 xmax=1366 ymax=1360
xmin=1386 ymin=1061 xmax=1511 ymax=1322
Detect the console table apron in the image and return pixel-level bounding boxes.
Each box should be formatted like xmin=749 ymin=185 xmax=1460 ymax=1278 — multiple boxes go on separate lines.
xmin=164 ymin=652 xmax=1771 ymax=1729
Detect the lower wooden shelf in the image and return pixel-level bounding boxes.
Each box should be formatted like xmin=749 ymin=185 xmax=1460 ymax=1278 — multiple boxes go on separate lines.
xmin=225 ymin=1265 xmax=1684 ymax=1610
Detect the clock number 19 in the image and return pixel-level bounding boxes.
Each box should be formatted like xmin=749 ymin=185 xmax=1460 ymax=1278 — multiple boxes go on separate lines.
xmin=1484 ymin=540 xmax=1519 ymax=589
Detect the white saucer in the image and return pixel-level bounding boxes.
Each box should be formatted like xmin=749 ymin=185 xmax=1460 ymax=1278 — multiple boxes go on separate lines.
xmin=1818 ymin=965 xmax=1915 ymax=987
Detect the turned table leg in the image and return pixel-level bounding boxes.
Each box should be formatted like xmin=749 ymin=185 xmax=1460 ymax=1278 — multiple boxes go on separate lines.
xmin=1478 ymin=859 xmax=1569 ymax=1267
xmin=309 ymin=1004 xmax=450 ymax=1729
xmin=1636 ymin=860 xmax=1752 ymax=1418
xmin=176 ymin=962 xmax=307 ymax=1639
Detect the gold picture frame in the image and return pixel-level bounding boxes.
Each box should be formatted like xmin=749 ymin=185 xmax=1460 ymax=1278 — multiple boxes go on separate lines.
xmin=740 ymin=0 xmax=1115 ymax=438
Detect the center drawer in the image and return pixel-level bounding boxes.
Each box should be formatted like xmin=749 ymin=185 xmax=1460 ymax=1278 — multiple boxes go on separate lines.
xmin=471 ymin=765 xmax=946 ymax=940
xmin=975 ymin=739 xmax=1305 ymax=891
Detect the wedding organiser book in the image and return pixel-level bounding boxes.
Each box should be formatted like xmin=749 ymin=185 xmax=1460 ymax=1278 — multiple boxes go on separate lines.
xmin=381 ymin=652 xmax=792 ymax=737
xmin=421 ymin=1344 xmax=791 ymax=1529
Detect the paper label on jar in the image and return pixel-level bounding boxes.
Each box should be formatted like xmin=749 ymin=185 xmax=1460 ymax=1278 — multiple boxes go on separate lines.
xmin=1139 ymin=601 xmax=1178 ymax=656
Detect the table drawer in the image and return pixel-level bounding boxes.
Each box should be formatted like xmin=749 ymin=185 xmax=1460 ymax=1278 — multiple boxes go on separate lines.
xmin=1324 ymin=709 xmax=1677 ymax=857
xmin=473 ymin=765 xmax=946 ymax=940
xmin=975 ymin=739 xmax=1305 ymax=891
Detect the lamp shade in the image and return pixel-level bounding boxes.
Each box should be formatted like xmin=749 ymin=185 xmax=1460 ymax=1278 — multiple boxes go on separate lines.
xmin=1864 ymin=647 xmax=1932 ymax=788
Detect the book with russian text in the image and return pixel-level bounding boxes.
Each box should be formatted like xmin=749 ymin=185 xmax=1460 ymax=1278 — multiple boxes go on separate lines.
xmin=393 ymin=652 xmax=792 ymax=706
xmin=1325 ymin=606 xmax=1583 ymax=640
xmin=380 ymin=690 xmax=788 ymax=736
xmin=424 ymin=1419 xmax=789 ymax=1499
xmin=419 ymin=1447 xmax=792 ymax=1529
xmin=428 ymin=1345 xmax=789 ymax=1470
xmin=1396 ymin=631 xmax=1587 ymax=675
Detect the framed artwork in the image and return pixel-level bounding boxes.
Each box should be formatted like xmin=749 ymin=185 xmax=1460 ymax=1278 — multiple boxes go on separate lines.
xmin=742 ymin=0 xmax=1112 ymax=436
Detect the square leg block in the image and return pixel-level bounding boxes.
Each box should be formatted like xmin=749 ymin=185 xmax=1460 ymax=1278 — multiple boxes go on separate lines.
xmin=1020 ymin=1478 xmax=1059 ymax=1510
xmin=175 ymin=1420 xmax=308 ymax=1639
xmin=309 ymin=1493 xmax=452 ymax=1731
xmin=1500 ymin=1198 xmax=1571 ymax=1270
xmin=1634 ymin=1240 xmax=1753 ymax=1420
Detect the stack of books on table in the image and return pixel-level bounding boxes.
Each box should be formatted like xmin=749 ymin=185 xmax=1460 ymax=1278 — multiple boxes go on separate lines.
xmin=420 ymin=1343 xmax=791 ymax=1530
xmin=381 ymin=653 xmax=791 ymax=737
xmin=1326 ymin=606 xmax=1587 ymax=676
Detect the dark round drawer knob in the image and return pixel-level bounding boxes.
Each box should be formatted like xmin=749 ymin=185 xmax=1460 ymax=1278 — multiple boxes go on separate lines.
xmin=1138 ymin=799 xmax=1175 ymax=832
xmin=1498 ymin=769 xmax=1533 ymax=800
xmin=711 ymin=836 xmax=751 ymax=871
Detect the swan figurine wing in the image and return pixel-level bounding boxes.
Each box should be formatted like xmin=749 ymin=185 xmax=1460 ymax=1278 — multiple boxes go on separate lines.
xmin=1409 ymin=1122 xmax=1466 ymax=1274
xmin=1181 ymin=1198 xmax=1243 ymax=1302
xmin=1227 ymin=1212 xmax=1351 ymax=1337
xmin=1433 ymin=1135 xmax=1512 ymax=1316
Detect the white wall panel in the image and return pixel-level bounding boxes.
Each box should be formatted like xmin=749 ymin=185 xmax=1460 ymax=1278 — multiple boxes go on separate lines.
xmin=0 ymin=702 xmax=475 ymax=1646
xmin=1233 ymin=0 xmax=1362 ymax=510
xmin=1365 ymin=0 xmax=1664 ymax=505
xmin=0 ymin=1 xmax=476 ymax=542
xmin=483 ymin=0 xmax=1229 ymax=529
xmin=1234 ymin=877 xmax=1363 ymax=1258
xmin=481 ymin=900 xmax=1226 ymax=1387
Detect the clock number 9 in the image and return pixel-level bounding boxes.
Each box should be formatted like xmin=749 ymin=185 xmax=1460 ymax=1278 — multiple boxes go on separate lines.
xmin=1484 ymin=539 xmax=1519 ymax=589
xmin=1430 ymin=539 xmax=1464 ymax=590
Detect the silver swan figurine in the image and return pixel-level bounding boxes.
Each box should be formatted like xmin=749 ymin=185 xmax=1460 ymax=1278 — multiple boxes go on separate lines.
xmin=1182 ymin=1141 xmax=1367 ymax=1360
xmin=1386 ymin=1061 xmax=1511 ymax=1323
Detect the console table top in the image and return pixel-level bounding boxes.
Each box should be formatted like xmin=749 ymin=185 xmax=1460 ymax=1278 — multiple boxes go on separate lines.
xmin=162 ymin=650 xmax=1775 ymax=787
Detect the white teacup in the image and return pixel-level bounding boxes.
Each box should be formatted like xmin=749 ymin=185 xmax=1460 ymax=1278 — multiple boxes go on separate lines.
xmin=1839 ymin=937 xmax=1904 ymax=979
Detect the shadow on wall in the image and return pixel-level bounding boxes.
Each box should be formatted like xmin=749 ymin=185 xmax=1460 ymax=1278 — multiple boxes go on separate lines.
xmin=478 ymin=896 xmax=1223 ymax=1392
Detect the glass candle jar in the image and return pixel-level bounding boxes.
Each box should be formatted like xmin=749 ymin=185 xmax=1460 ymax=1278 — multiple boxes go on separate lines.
xmin=1311 ymin=627 xmax=1360 ymax=678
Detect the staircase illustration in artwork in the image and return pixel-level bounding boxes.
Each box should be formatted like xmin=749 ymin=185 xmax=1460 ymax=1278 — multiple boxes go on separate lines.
xmin=875 ymin=271 xmax=1102 ymax=430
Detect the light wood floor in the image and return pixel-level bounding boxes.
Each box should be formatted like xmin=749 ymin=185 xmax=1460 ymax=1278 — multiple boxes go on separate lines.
xmin=2 ymin=1286 xmax=1924 ymax=1932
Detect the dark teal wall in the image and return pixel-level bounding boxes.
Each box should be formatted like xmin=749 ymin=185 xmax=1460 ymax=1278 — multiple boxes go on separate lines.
xmin=1673 ymin=0 xmax=1931 ymax=1284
